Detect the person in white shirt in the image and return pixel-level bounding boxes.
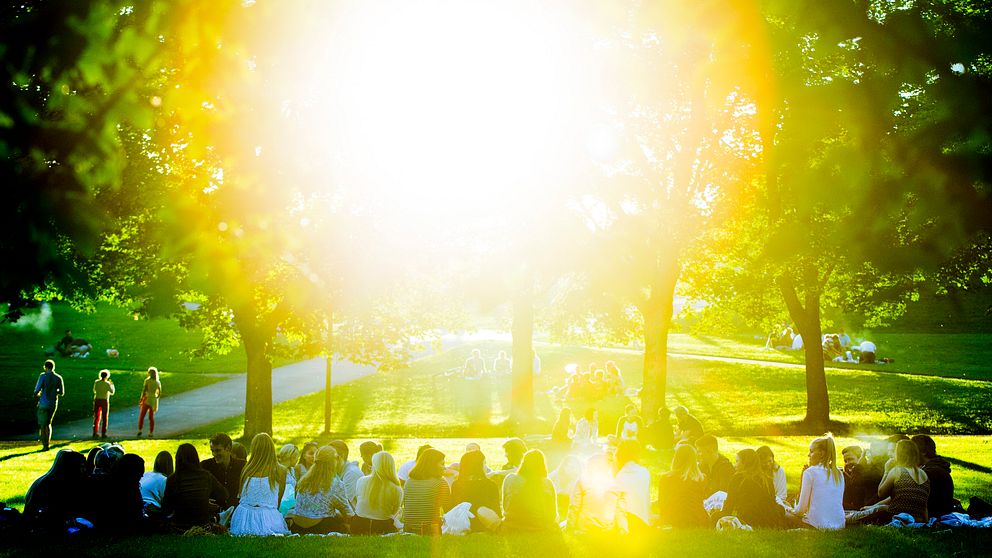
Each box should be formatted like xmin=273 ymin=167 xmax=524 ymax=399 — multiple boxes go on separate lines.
xmin=139 ymin=451 xmax=173 ymax=510
xmin=572 ymin=408 xmax=599 ymax=454
xmin=329 ymin=440 xmax=364 ymax=504
xmin=790 ymin=436 xmax=846 ymax=530
xmin=398 ymin=444 xmax=433 ymax=486
xmin=353 ymin=451 xmax=402 ymax=534
xmin=859 ymin=341 xmax=877 ymax=364
xmin=567 ymin=453 xmax=625 ymax=534
xmin=613 ymin=440 xmax=651 ymax=530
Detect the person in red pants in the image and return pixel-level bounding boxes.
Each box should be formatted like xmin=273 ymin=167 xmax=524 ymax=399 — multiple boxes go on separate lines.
xmin=137 ymin=366 xmax=162 ymax=437
xmin=92 ymin=369 xmax=115 ymax=438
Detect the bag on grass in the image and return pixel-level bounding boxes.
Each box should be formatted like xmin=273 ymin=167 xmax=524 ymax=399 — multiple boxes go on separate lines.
xmin=441 ymin=502 xmax=474 ymax=535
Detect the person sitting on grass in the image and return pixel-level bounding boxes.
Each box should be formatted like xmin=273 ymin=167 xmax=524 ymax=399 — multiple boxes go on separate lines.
xmin=140 ymin=451 xmax=174 ymax=512
xmin=329 ymin=440 xmax=364 ymax=505
xmin=276 ymin=444 xmax=301 ymax=515
xmin=502 ymin=450 xmax=558 ymax=533
xmin=567 ymin=453 xmax=626 ymax=534
xmin=789 ymin=436 xmax=845 ymax=530
xmin=450 ymin=449 xmax=501 ymax=532
xmin=912 ymin=435 xmax=957 ymax=519
xmin=402 ymin=448 xmax=451 ymax=534
xmin=24 ymin=449 xmax=88 ymax=532
xmin=286 ymin=446 xmax=354 ymax=534
xmin=657 ymin=443 xmax=709 ymax=528
xmin=605 ymin=361 xmax=625 ymax=396
xmin=647 ymin=406 xmax=675 ymax=452
xmin=231 ymin=442 xmax=248 ymax=461
xmin=674 ymin=406 xmax=705 ymax=443
xmin=398 ymin=444 xmax=433 ymax=486
xmin=229 ymin=433 xmax=289 ymax=536
xmin=359 ymin=440 xmax=383 ymax=475
xmin=502 ymin=438 xmax=528 ymax=472
xmin=162 ymin=443 xmax=228 ymax=532
xmin=614 ymin=439 xmax=651 ymax=531
xmin=572 ymin=408 xmax=599 ymax=453
xmin=201 ymin=432 xmax=246 ymax=509
xmin=695 ymin=434 xmax=734 ymax=497
xmin=870 ymin=440 xmax=931 ymax=524
xmin=719 ymin=449 xmax=787 ymax=529
xmin=353 ymin=451 xmax=403 ymax=535
xmin=756 ymin=446 xmax=787 ymax=505
xmin=551 ymin=408 xmax=574 ymax=446
xmin=616 ymin=405 xmax=644 ymax=441
xmin=100 ymin=453 xmax=147 ymax=534
xmin=549 ymin=455 xmax=583 ymax=519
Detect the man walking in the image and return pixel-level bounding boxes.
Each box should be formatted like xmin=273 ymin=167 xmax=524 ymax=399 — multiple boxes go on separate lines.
xmin=34 ymin=359 xmax=65 ymax=451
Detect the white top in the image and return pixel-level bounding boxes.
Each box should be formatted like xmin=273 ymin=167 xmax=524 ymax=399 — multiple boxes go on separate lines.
xmin=614 ymin=462 xmax=651 ymax=525
xmin=773 ymin=466 xmax=787 ymax=503
xmin=397 ymin=460 xmax=417 ymax=483
xmin=139 ymin=471 xmax=167 ymax=508
xmin=791 ymin=334 xmax=804 ymax=350
xmin=794 ymin=465 xmax=845 ymax=530
xmin=573 ymin=418 xmax=598 ymax=450
xmin=860 ymin=341 xmax=877 ymax=353
xmin=340 ymin=460 xmax=363 ymax=503
xmin=354 ymin=475 xmax=403 ymax=520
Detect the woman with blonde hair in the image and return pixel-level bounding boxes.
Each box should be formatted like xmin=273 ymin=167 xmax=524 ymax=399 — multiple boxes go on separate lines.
xmin=229 ymin=433 xmax=289 ymax=535
xmin=657 ymin=443 xmax=709 ymax=527
xmin=501 ymin=450 xmax=558 ymax=532
xmin=277 ymin=444 xmax=301 ymax=515
xmin=353 ymin=451 xmax=403 ymax=534
xmin=790 ymin=436 xmax=845 ymax=529
xmin=877 ymin=440 xmax=930 ymax=522
xmin=286 ymin=446 xmax=354 ymax=534
xmin=136 ymin=367 xmax=161 ymax=437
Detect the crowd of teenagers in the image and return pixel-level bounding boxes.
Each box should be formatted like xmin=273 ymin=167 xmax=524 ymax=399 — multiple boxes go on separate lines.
xmin=14 ymin=408 xmax=991 ymax=538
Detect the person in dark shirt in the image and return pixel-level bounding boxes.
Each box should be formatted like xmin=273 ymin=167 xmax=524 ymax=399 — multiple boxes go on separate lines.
xmin=719 ymin=449 xmax=787 ymax=529
xmin=674 ymin=406 xmax=704 ymax=443
xmin=647 ymin=407 xmax=675 ymax=452
xmin=695 ymin=435 xmax=734 ymax=496
xmin=200 ymin=432 xmax=246 ymax=508
xmin=450 ymin=450 xmax=501 ymax=532
xmin=841 ymin=445 xmax=870 ymax=510
xmin=24 ymin=449 xmax=88 ymax=531
xmin=860 ymin=441 xmax=888 ymax=507
xmin=163 ymin=443 xmax=228 ymax=530
xmin=912 ymin=435 xmax=957 ymax=518
xmin=657 ymin=444 xmax=709 ymax=527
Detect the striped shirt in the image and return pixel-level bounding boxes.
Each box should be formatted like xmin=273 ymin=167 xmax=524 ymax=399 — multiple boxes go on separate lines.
xmin=402 ymin=477 xmax=450 ymax=533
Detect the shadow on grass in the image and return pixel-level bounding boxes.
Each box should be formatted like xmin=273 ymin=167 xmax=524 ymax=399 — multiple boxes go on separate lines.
xmin=745 ymin=420 xmax=853 ymax=437
xmin=945 ymin=456 xmax=992 ymax=475
xmin=0 ymin=442 xmax=72 ymax=463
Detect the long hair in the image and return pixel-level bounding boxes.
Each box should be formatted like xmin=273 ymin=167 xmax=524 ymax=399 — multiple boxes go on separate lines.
xmin=409 ymin=448 xmax=445 ymax=480
xmin=811 ymin=436 xmax=842 ymax=484
xmin=175 ymin=443 xmax=201 ymax=472
xmin=670 ymin=444 xmax=705 ymax=482
xmin=296 ymin=446 xmax=338 ymax=496
xmin=240 ymin=432 xmax=280 ymax=494
xmin=516 ymin=450 xmax=549 ymax=483
xmin=154 ymin=451 xmax=174 ymax=476
xmin=147 ymin=367 xmax=158 ymax=381
xmin=736 ymin=449 xmax=772 ymax=492
xmin=361 ymin=451 xmax=402 ymax=515
xmin=755 ymin=446 xmax=779 ymax=473
xmin=457 ymin=450 xmax=486 ymax=481
xmin=894 ymin=439 xmax=922 ymax=469
xmin=277 ymin=444 xmax=301 ymax=469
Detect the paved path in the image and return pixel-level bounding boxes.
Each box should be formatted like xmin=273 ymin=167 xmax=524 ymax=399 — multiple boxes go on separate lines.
xmin=17 ymin=357 xmax=377 ymax=442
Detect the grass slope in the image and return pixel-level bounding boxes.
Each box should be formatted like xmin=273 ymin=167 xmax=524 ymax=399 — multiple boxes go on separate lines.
xmin=0 ymin=303 xmax=248 ymax=435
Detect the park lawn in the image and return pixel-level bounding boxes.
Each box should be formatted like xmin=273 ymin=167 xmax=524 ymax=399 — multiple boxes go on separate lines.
xmin=666 ymin=332 xmax=992 ymax=381
xmin=184 ymin=342 xmax=992 ymax=441
xmin=2 ymin=435 xmax=990 ymax=513
xmin=4 ymin=529 xmax=992 ymax=558
xmin=0 ymin=302 xmax=272 ymax=435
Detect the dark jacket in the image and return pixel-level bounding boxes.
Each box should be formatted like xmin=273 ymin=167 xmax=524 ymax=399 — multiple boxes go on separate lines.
xmin=200 ymin=457 xmax=245 ymax=507
xmin=721 ymin=473 xmax=786 ymax=529
xmin=657 ymin=473 xmax=709 ymax=527
xmin=162 ymin=469 xmax=228 ymax=528
xmin=701 ymin=455 xmax=734 ymax=496
xmin=923 ymin=456 xmax=955 ymax=518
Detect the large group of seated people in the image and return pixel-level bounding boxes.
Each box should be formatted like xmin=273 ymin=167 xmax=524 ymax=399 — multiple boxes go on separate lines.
xmin=548 ymin=361 xmax=626 ymax=404
xmin=16 ymin=410 xmax=990 ymax=538
xmin=764 ymin=324 xmax=885 ymax=364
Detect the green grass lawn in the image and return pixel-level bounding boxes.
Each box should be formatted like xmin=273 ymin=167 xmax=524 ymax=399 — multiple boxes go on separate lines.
xmin=0 ymin=302 xmax=251 ymax=435
xmin=3 ymin=528 xmax=992 ymax=558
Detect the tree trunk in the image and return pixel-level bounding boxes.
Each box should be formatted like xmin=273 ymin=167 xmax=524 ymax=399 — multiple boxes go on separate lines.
xmin=510 ymin=285 xmax=534 ymax=425
xmin=779 ymin=276 xmax=830 ymax=430
xmin=640 ymin=272 xmax=678 ymax=420
xmin=240 ymin=320 xmax=274 ymax=440
xmin=323 ymin=318 xmax=333 ymax=435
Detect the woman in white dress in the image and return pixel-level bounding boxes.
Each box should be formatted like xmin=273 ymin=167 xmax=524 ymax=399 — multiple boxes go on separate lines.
xmin=230 ymin=433 xmax=290 ymax=535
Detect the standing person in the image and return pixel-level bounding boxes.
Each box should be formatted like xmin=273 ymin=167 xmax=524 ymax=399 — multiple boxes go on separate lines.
xmin=353 ymin=451 xmax=403 ymax=535
xmin=33 ymin=359 xmax=64 ymax=451
xmin=201 ymin=432 xmax=247 ymax=509
xmin=502 ymin=450 xmax=558 ymax=532
xmin=286 ymin=446 xmax=354 ymax=534
xmin=657 ymin=444 xmax=709 ymax=527
xmin=402 ymin=448 xmax=451 ymax=534
xmin=790 ymin=437 xmax=845 ymax=530
xmin=462 ymin=349 xmax=487 ymax=379
xmin=230 ymin=433 xmax=290 ymax=535
xmin=92 ymin=369 xmax=115 ymax=439
xmin=493 ymin=351 xmax=512 ymax=376
xmin=136 ymin=367 xmax=161 ymax=437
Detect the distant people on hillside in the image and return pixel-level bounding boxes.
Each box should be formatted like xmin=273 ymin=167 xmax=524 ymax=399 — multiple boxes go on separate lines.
xmin=493 ymin=351 xmax=511 ymax=376
xmin=462 ymin=349 xmax=487 ymax=380
xmin=859 ymin=340 xmax=877 ymax=363
xmin=34 ymin=359 xmax=64 ymax=451
xmin=54 ymin=329 xmax=91 ymax=358
xmin=136 ymin=367 xmax=161 ymax=437
xmin=764 ymin=324 xmax=795 ymax=350
xmin=92 ymin=369 xmax=115 ymax=439
xmin=605 ymin=361 xmax=625 ymax=396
